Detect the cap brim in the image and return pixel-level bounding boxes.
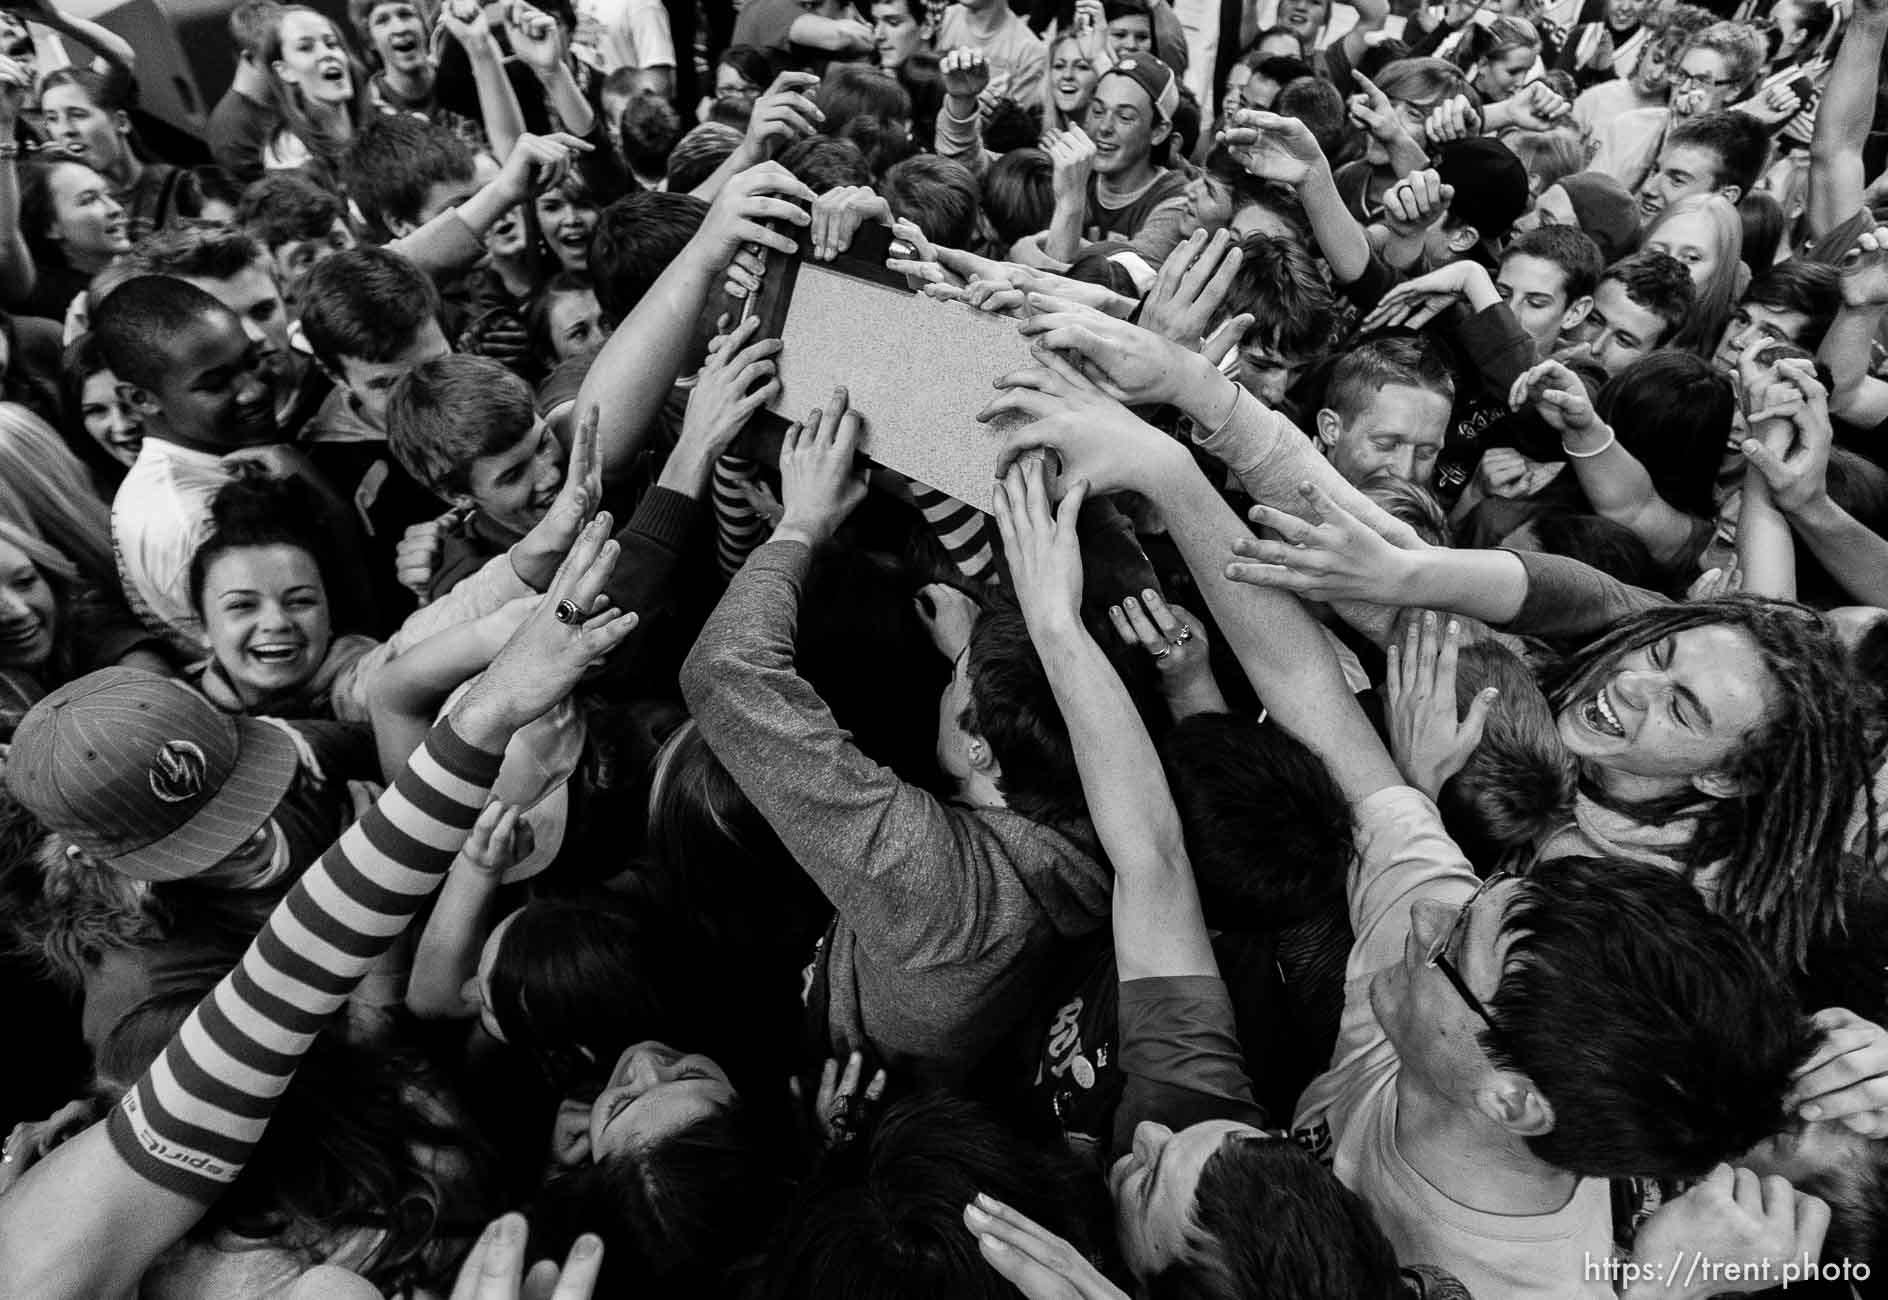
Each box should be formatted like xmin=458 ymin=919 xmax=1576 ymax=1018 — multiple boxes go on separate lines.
xmin=106 ymin=717 xmax=301 ymax=883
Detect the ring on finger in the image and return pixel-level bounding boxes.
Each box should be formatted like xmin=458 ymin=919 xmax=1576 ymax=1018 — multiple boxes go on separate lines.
xmin=553 ymin=598 xmax=583 ymax=625
xmin=1151 ymin=646 xmax=1172 ymax=660
xmin=1172 ymin=627 xmax=1193 ymax=645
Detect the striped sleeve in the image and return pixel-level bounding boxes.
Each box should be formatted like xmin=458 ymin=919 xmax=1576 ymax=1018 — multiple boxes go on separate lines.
xmin=106 ymin=718 xmax=502 ymax=1200
xmin=907 ymin=483 xmax=996 ymax=583
xmin=711 ymin=454 xmax=772 ymax=579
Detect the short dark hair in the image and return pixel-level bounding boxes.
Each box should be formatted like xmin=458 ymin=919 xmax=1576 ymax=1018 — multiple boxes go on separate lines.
xmin=1146 ymin=1137 xmax=1403 ymax=1300
xmin=297 ymin=247 xmax=441 ymax=371
xmin=1326 ymin=335 xmax=1455 ymax=424
xmin=1274 ymin=74 xmax=1348 ymax=162
xmin=1530 ymin=510 xmax=1656 ymax=588
xmin=1223 ymin=234 xmax=1336 ymax=361
xmin=1740 ymin=260 xmax=1841 ymax=352
xmin=814 ymin=62 xmax=912 ymax=140
xmin=619 ymin=92 xmax=684 ymax=176
xmin=340 ymin=114 xmax=475 ymax=235
xmin=664 ymin=123 xmax=742 ymax=194
xmin=983 ymin=97 xmax=1043 ymax=153
xmin=1601 ymin=250 xmax=1696 ymax=346
xmin=237 ymin=171 xmax=346 ymax=252
xmin=1485 ymin=854 xmax=1813 ymax=1178
xmin=588 ymin=190 xmax=708 ymax=326
xmin=962 ymin=587 xmax=1087 ymax=825
xmin=1502 ymin=225 xmax=1603 ymax=303
xmin=188 ymin=467 xmax=334 ymax=615
xmin=982 ymin=148 xmax=1053 ymax=248
xmin=778 ymin=136 xmax=874 ymax=193
xmin=228 ymin=0 xmax=283 ymax=59
xmin=883 ymin=155 xmax=978 ymax=250
xmin=124 ymin=222 xmax=269 ymax=282
xmin=1667 ymin=111 xmax=1770 ymax=199
xmin=1597 ymin=350 xmax=1732 ymax=517
xmin=1159 ymin=713 xmax=1353 ymax=930
xmin=385 ymin=354 xmax=535 ymax=499
xmin=1436 ymin=637 xmax=1575 ymax=867
xmin=760 ymin=1093 xmax=1097 ymax=1300
xmin=92 ymin=275 xmax=231 ymax=392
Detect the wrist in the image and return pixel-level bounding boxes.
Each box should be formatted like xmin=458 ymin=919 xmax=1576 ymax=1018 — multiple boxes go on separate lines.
xmin=1182 ymin=362 xmax=1239 ymax=429
xmin=451 ymin=687 xmax=521 ymax=753
xmin=1787 ymin=489 xmax=1840 ymax=527
xmin=771 ymin=517 xmax=830 ymax=550
xmin=1562 ymin=420 xmax=1615 ymax=454
xmin=657 ymin=443 xmax=716 ymax=496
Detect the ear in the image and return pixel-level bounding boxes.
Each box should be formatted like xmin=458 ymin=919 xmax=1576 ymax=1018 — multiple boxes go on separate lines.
xmin=1150 ymin=118 xmax=1173 ymax=148
xmin=1474 ymin=1071 xmax=1557 ymax=1139
xmin=1718 ymin=183 xmax=1744 ymax=206
xmin=449 ymin=491 xmax=478 ymax=513
xmin=384 ymin=215 xmax=417 ymax=239
xmin=1314 ymin=406 xmax=1342 ymax=450
xmin=1560 ymin=295 xmax=1594 ymax=333
xmin=1690 ymin=768 xmax=1753 ymax=800
xmin=271 ymin=58 xmax=290 ymax=81
xmin=1447 ymin=222 xmax=1481 ymax=254
xmin=966 ymin=734 xmax=1000 ymax=775
xmin=112 ymin=109 xmax=132 ymax=137
xmin=120 ymin=381 xmax=160 ymax=418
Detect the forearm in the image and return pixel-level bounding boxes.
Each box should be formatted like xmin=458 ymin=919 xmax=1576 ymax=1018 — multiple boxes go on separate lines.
xmin=369 ymin=615 xmax=507 ymax=730
xmin=577 ymin=241 xmax=717 ymax=482
xmin=1820 ymin=303 xmax=1887 ymax=408
xmin=467 ymin=45 xmax=525 ymax=158
xmin=1398 ymin=546 xmax=1531 ymax=623
xmin=406 ymin=862 xmax=504 ymax=1018
xmin=42 ymin=10 xmax=136 ymax=73
xmin=1735 ymin=472 xmax=1796 ymax=600
xmin=1298 ymin=165 xmax=1371 ymax=284
xmin=536 ymin=62 xmax=595 ymax=137
xmin=1144 ymin=457 xmax=1403 ymax=800
xmin=1045 ymin=192 xmax=1086 ymax=263
xmin=0 ymin=156 xmax=34 ymax=303
xmin=1788 ymin=495 xmax=1888 ymax=606
xmin=1807 ymin=11 xmax=1885 ymax=235
xmin=389 ymin=205 xmax=489 ymax=276
xmin=935 ymin=95 xmax=988 ymax=176
xmin=1386 ymin=132 xmax=1430 ymax=180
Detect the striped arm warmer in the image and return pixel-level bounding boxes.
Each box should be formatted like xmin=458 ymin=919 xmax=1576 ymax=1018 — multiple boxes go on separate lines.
xmin=711 ymin=454 xmax=772 ymax=579
xmin=106 ymin=718 xmax=502 ymax=1200
xmin=908 ymin=483 xmax=996 ymax=583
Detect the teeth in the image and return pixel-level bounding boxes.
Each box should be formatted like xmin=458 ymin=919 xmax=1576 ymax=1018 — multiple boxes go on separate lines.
xmin=1586 ymin=688 xmax=1626 ymax=737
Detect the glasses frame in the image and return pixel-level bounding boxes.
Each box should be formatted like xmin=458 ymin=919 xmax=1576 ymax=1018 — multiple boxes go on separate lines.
xmin=1425 ymin=870 xmax=1509 ymax=1032
xmin=1670 ymin=68 xmax=1740 ymax=90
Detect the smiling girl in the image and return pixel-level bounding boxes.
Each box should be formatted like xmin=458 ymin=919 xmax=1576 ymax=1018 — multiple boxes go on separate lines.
xmin=14 ymin=157 xmax=132 ymax=320
xmin=260 ymin=6 xmax=367 ymax=177
xmin=35 ymin=69 xmax=201 ymax=244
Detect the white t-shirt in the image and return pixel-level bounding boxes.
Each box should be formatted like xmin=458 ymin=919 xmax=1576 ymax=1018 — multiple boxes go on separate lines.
xmin=111 ymin=438 xmax=228 ymax=655
xmin=574 ymin=0 xmax=675 ymax=73
xmin=1293 ymin=786 xmax=1618 ymax=1299
xmin=937 ymin=4 xmax=1045 ymax=108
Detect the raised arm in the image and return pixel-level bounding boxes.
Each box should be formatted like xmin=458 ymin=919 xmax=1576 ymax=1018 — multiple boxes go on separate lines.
xmin=577 ymin=160 xmax=812 ymax=485
xmin=0 ymin=57 xmax=33 ymax=304
xmin=0 ymin=522 xmax=636 ymax=1300
xmin=1219 ymin=110 xmax=1371 ymax=284
xmin=436 ymin=0 xmax=525 ymax=160
xmin=786 ymin=10 xmax=875 ymax=52
xmin=504 ymin=2 xmax=596 ymax=140
xmin=1806 ymin=0 xmax=1887 ymax=237
xmin=993 ymin=461 xmax=1214 ymax=982
xmin=1819 ymin=225 xmax=1888 ymax=426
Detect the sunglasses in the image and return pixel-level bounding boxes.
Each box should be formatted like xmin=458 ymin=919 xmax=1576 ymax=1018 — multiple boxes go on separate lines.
xmin=1425 ymin=870 xmax=1509 ymax=1032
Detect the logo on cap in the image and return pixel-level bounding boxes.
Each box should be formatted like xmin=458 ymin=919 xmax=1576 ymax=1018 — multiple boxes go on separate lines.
xmin=149 ymin=740 xmax=209 ymax=804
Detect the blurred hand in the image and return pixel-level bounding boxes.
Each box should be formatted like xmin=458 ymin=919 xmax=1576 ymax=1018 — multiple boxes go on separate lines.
xmin=1502 ymin=80 xmax=1570 ymax=130
xmin=448 ymin=1213 xmax=602 ymax=1300
xmin=455 ymin=800 xmax=536 ymax=879
xmin=941 ymin=47 xmax=992 ymax=100
xmin=681 ymin=316 xmax=781 ymax=458
xmin=1384 ymin=610 xmax=1495 ymax=798
xmin=1508 ymin=359 xmax=1603 ymax=439
xmin=1217 ymin=108 xmax=1324 ymax=187
xmin=1227 ymin=482 xmax=1419 ymax=604
xmin=810 ymin=184 xmax=893 ymax=261
xmin=494 ymin=132 xmax=593 ymax=207
xmin=1625 ymin=1166 xmax=1828 ymax=1300
xmin=1839 ymin=225 xmax=1888 ymax=309
xmin=964 ymin=1194 xmax=1129 ymax=1300
xmin=1137 ymin=228 xmax=1244 ymax=348
xmin=501 ymin=1 xmax=568 ymax=77
xmin=1742 ymin=359 xmax=1835 ymax=516
xmin=1044 ymin=127 xmax=1097 ymax=207
xmin=698 ymin=160 xmax=816 ymax=262
xmin=993 ymin=456 xmax=1089 ymax=633
xmin=791 ymin=1052 xmax=889 ymax=1151
xmin=1378 ymin=168 xmax=1453 ymax=240
xmin=980 ymin=346 xmax=1188 ymax=494
xmin=511 ymin=406 xmax=603 ymax=591
xmin=396 ymin=514 xmax=453 ymax=600
xmin=1786 ymin=1007 xmax=1888 ymax=1136
xmin=775 ymin=387 xmax=870 ymax=548
xmin=742 ymin=71 xmax=824 ymax=160
xmin=1015 ymin=295 xmax=1212 ymax=409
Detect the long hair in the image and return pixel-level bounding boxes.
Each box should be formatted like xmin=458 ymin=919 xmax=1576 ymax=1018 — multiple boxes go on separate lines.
xmin=0 ymin=403 xmax=118 ymax=588
xmin=1546 ymin=598 xmax=1878 ymax=966
xmin=1040 ymin=21 xmax=1112 ymax=131
xmin=56 ymin=334 xmax=134 ymax=497
xmin=1644 ymin=194 xmax=1746 ymax=356
xmin=260 ymin=6 xmax=367 ymax=177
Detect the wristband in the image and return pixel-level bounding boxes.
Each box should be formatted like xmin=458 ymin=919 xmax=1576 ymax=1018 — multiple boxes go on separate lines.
xmin=1562 ymin=428 xmax=1617 ymax=459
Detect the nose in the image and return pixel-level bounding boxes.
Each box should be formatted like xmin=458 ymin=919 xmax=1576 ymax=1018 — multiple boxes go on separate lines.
xmin=0 ymin=585 xmax=29 ymax=620
xmin=102 ymin=405 xmax=135 ymax=438
xmin=255 ymin=598 xmax=293 ymax=633
xmin=1132 ymin=1121 xmax=1171 ymax=1166
xmin=1386 ymin=446 xmax=1418 ymax=482
xmin=459 ymin=976 xmax=482 ymax=1012
xmin=237 ymin=368 xmax=270 ymax=409
xmin=101 ymin=193 xmax=124 ymax=220
xmin=1613 ymin=669 xmax=1654 ymax=710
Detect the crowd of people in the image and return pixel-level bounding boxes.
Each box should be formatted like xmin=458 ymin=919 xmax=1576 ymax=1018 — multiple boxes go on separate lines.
xmin=0 ymin=0 xmax=1886 ymax=1293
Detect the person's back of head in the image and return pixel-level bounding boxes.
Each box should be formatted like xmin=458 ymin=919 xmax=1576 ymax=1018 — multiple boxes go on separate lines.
xmin=1369 ymin=56 xmax=1477 ymax=116
xmin=1530 ymin=510 xmax=1656 ymax=588
xmin=92 ymin=274 xmax=228 ymax=396
xmin=1158 ymin=712 xmax=1353 ymax=930
xmin=1488 ymin=854 xmax=1813 ymax=1178
xmin=532 ymin=1103 xmax=787 ymax=1300
xmin=1143 ymin=1136 xmax=1403 ymax=1300
xmin=1223 ymin=234 xmax=1336 ymax=368
xmin=341 ymin=114 xmax=476 ymax=238
xmin=237 ymin=171 xmax=345 ymax=252
xmin=759 ymin=1092 xmax=1098 ymax=1300
xmin=227 ymin=0 xmax=284 ymax=64
xmin=964 ymin=586 xmax=1088 ymax=825
xmin=1667 ymin=111 xmax=1770 ymax=203
xmin=589 ymin=190 xmax=709 ymax=326
xmin=1741 ymin=260 xmax=1841 ymax=353
xmin=619 ymin=92 xmax=684 ymax=178
xmin=1596 ymin=349 xmax=1731 ymax=518
xmin=1274 ymin=75 xmax=1349 ymax=164
xmin=778 ymin=135 xmax=875 ymax=193
xmin=1359 ymin=469 xmax=1449 ymax=546
xmin=1502 ymin=128 xmax=1584 ymax=197
xmin=815 ymin=62 xmax=913 ymax=140
xmin=384 ymin=353 xmax=533 ymax=504
xmin=664 ymin=122 xmax=742 ymax=194
xmin=298 ymin=246 xmax=441 ymax=373
xmin=1326 ymin=334 xmax=1455 ymax=426
xmin=883 ymin=154 xmax=978 ymax=250
xmin=983 ymin=97 xmax=1043 ymax=154
xmin=1435 ymin=637 xmax=1574 ymax=868
xmin=1600 ymin=250 xmax=1695 ymax=349
xmin=983 ymin=148 xmax=1053 ymax=252
xmin=124 ymin=221 xmax=268 ymax=283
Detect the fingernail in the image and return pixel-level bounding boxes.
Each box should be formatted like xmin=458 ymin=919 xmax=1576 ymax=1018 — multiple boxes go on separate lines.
xmin=497 ymin=1215 xmax=522 ymax=1244
xmin=981 ymin=1236 xmax=1011 ymax=1255
xmin=976 ymin=1192 xmax=1001 ymax=1209
xmin=573 ymin=1234 xmax=601 ymax=1260
xmin=1447 ymin=619 xmax=1459 ymax=636
xmin=965 ymin=1204 xmax=991 ymax=1224
xmin=1802 ymin=1103 xmax=1823 ymax=1119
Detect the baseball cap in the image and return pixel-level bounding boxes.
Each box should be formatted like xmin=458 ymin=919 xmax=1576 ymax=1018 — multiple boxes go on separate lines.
xmin=7 ymin=668 xmax=299 ymax=882
xmin=1099 ymin=54 xmax=1180 ymax=123
xmin=1557 ymin=171 xmax=1642 ymax=265
xmin=1436 ymin=137 xmax=1530 ymax=246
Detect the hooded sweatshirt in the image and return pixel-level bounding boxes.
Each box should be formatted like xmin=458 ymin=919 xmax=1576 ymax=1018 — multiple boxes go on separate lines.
xmin=681 ymin=541 xmax=1112 ymax=1085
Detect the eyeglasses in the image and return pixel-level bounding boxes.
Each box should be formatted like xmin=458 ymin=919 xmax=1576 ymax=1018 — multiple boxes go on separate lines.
xmin=1670 ymin=68 xmax=1740 ymax=90
xmin=1425 ymin=870 xmax=1509 ymax=1032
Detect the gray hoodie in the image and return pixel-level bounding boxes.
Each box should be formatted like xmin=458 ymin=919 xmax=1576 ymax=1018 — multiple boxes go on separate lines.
xmin=681 ymin=541 xmax=1112 ymax=1084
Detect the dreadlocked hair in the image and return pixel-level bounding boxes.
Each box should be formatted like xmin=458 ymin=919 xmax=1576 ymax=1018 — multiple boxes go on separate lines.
xmin=1545 ymin=597 xmax=1877 ymax=968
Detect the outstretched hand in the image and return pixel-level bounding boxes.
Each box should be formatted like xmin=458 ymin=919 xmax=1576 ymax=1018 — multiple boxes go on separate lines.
xmin=775 ymin=387 xmax=871 ymax=548
xmin=448 ymin=1213 xmax=602 ymax=1300
xmin=1137 ymin=228 xmax=1245 ymax=348
xmin=1508 ymin=360 xmax=1602 ymax=438
xmin=1227 ymin=482 xmax=1418 ymax=605
xmin=1385 ymin=610 xmax=1494 ymax=799
xmin=992 ymin=456 xmax=1090 ymax=634
xmin=980 ymin=345 xmax=1187 ymax=493
xmin=964 ymin=1195 xmax=1129 ymax=1300
xmin=1014 ymin=295 xmax=1213 ymax=410
xmin=512 ymin=405 xmax=603 ymax=591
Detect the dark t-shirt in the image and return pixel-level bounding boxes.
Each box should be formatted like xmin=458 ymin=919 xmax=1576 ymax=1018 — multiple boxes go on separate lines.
xmin=206 ymin=87 xmax=280 ymax=183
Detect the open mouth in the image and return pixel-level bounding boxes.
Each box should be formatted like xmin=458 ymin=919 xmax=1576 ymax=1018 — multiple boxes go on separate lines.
xmin=248 ymin=642 xmax=304 ymax=665
xmin=389 ymin=32 xmax=419 ymax=52
xmin=318 ymin=60 xmax=348 ymax=85
xmin=1579 ymin=685 xmax=1627 ymax=738
xmin=0 ymin=620 xmax=44 ymax=652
